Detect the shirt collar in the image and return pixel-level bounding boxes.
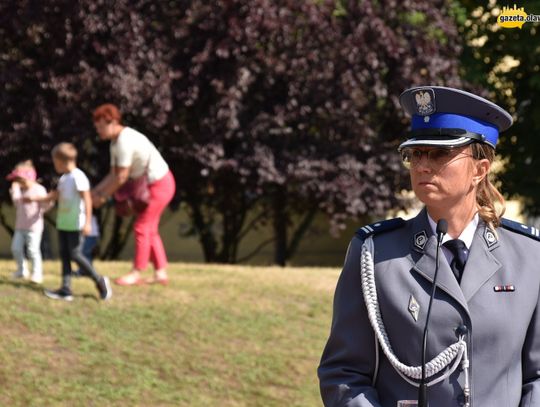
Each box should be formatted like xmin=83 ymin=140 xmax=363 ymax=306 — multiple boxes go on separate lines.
xmin=427 ymin=212 xmax=479 ymax=249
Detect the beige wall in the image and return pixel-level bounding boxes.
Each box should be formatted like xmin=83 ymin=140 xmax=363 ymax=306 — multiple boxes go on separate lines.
xmin=0 ymin=205 xmax=357 ymax=267
xmin=0 ymin=199 xmax=526 ymax=267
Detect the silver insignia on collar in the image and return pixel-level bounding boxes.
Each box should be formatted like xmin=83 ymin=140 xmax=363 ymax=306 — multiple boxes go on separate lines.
xmin=413 ymin=88 xmax=436 ymax=116
xmin=484 ymin=228 xmax=498 ymax=248
xmin=408 ymin=295 xmax=420 ymax=322
xmin=414 ymin=231 xmax=428 ymax=250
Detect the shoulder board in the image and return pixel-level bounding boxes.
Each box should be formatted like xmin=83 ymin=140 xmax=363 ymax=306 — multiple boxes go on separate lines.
xmin=500 ymin=218 xmax=540 ymax=241
xmin=355 ymin=218 xmax=406 ymax=240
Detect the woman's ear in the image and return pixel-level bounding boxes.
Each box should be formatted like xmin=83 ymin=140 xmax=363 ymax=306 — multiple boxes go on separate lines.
xmin=473 ymin=158 xmax=490 ymax=186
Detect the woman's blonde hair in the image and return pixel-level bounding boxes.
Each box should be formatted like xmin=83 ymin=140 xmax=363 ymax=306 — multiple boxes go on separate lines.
xmin=471 ymin=142 xmax=505 ymax=229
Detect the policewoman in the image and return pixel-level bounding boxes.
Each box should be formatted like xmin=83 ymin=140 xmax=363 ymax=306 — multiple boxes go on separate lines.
xmin=318 ymin=86 xmax=540 ymax=407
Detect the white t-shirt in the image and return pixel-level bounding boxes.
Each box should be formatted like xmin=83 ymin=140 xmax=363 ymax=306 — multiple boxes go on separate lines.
xmin=110 ymin=127 xmax=169 ymax=183
xmin=56 ymin=168 xmax=90 ymax=231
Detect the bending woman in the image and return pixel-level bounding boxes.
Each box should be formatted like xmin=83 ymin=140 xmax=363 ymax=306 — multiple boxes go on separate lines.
xmin=91 ymin=104 xmax=175 ymax=286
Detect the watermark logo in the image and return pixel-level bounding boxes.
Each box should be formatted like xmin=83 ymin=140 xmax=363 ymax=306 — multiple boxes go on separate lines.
xmin=497 ymin=4 xmax=540 ymax=29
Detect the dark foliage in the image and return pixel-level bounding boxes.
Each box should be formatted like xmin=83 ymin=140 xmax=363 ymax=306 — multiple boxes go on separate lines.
xmin=457 ymin=1 xmax=540 ymax=216
xmin=0 ymin=0 xmax=462 ymax=263
xmin=164 ymin=0 xmax=462 ymax=263
xmin=0 ymin=0 xmax=174 ymax=257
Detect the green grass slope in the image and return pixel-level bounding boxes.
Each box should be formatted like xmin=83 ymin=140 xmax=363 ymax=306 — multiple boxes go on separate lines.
xmin=0 ymin=261 xmax=339 ymax=406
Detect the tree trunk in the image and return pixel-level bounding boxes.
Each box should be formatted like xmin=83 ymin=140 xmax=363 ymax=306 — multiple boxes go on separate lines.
xmin=189 ymin=202 xmax=218 ymax=262
xmin=101 ymin=215 xmax=133 ymax=260
xmin=286 ymin=206 xmax=317 ymax=262
xmin=273 ymin=188 xmax=288 ymax=267
xmin=218 ymin=205 xmax=247 ymax=264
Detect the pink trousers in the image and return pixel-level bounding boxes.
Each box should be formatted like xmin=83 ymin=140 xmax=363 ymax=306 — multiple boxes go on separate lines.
xmin=133 ymin=171 xmax=175 ymax=270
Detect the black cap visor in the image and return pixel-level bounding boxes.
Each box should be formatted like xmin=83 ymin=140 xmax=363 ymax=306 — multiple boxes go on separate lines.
xmin=398 ymin=128 xmax=491 ymax=151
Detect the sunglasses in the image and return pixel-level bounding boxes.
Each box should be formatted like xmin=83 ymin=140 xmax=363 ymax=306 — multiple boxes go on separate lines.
xmin=400 ymin=147 xmax=474 ymax=169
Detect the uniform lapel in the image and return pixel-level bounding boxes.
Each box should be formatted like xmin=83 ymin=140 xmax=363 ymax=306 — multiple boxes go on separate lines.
xmin=410 ymin=209 xmax=469 ymax=314
xmin=460 ymin=221 xmax=502 ymax=302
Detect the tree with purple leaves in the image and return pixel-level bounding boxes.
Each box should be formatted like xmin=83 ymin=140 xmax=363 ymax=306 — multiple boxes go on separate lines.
xmin=0 ymin=0 xmax=462 ymax=264
xmin=166 ymin=0 xmax=462 ymax=264
xmin=0 ymin=0 xmax=175 ymax=259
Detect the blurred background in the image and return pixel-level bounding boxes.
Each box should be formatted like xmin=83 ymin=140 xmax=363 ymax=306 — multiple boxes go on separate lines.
xmin=1 ymin=0 xmax=539 ymax=267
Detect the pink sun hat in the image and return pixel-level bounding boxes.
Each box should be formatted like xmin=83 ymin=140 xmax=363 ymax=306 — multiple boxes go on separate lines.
xmin=5 ymin=167 xmax=37 ymax=182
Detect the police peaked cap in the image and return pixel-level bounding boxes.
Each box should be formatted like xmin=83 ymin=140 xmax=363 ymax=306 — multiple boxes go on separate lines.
xmin=398 ymin=86 xmax=513 ymax=150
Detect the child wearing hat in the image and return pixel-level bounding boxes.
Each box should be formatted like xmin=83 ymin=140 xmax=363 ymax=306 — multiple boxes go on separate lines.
xmin=6 ymin=160 xmax=53 ymax=284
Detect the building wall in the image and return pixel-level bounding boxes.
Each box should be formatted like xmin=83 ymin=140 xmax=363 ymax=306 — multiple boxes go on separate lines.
xmin=0 ymin=205 xmax=358 ymax=267
xmin=0 ymin=199 xmax=526 ymax=267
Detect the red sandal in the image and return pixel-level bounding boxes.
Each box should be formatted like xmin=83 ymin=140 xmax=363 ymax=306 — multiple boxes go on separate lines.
xmin=145 ymin=272 xmax=169 ymax=286
xmin=114 ymin=273 xmax=146 ymax=286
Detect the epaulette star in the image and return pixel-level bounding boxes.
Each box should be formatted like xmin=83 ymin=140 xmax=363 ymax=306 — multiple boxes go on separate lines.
xmin=355 ymin=218 xmax=406 ymax=240
xmin=500 ymin=218 xmax=540 ymax=242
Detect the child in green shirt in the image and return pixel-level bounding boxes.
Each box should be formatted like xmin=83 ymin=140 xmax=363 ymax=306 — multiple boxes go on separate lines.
xmin=27 ymin=142 xmax=112 ymax=301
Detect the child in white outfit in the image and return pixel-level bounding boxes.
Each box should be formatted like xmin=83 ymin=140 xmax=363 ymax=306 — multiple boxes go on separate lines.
xmin=7 ymin=161 xmax=53 ymax=284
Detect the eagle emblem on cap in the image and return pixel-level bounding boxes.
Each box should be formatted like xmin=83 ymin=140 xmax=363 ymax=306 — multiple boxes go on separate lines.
xmin=414 ymin=89 xmax=435 ymax=116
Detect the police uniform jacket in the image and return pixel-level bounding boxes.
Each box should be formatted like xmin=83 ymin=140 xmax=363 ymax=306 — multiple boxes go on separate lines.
xmin=318 ymin=208 xmax=540 ymax=407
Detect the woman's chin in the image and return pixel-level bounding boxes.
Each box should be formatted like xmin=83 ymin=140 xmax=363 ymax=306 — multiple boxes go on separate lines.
xmin=416 ymin=193 xmax=446 ymax=208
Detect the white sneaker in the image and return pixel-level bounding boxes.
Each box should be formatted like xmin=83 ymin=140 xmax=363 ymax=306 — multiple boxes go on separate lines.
xmin=30 ymin=275 xmax=43 ymax=284
xmin=12 ymin=270 xmax=30 ymax=280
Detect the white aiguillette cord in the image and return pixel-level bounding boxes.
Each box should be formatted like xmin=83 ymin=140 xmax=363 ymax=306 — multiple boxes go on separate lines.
xmin=360 ymin=236 xmax=470 ymax=404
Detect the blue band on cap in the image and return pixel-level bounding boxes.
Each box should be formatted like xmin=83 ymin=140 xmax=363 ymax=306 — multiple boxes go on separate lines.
xmin=412 ymin=113 xmax=499 ymax=146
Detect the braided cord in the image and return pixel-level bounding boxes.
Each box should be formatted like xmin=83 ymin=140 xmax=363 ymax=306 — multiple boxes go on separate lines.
xmin=360 ymin=237 xmax=467 ymax=386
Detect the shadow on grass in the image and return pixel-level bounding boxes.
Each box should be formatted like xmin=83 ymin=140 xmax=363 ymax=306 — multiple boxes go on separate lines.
xmin=0 ymin=276 xmax=45 ymax=293
xmin=0 ymin=276 xmax=99 ymax=301
xmin=72 ymin=293 xmax=99 ymax=301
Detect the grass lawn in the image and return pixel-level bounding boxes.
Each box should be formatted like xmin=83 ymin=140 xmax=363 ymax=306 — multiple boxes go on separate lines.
xmin=0 ymin=260 xmax=339 ymax=406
